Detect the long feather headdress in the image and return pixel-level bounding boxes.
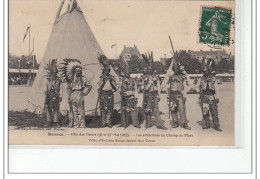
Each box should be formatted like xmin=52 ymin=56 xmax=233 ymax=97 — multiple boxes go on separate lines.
xmin=60 ymin=58 xmax=82 ymax=83
xmin=44 ymin=59 xmax=58 ymax=80
xmin=142 ymin=51 xmax=154 ymax=70
xmin=97 ymin=54 xmax=110 ymax=69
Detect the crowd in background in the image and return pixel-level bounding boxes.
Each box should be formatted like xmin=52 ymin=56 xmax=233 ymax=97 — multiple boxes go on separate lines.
xmin=8 ymin=74 xmax=34 ymax=86
xmin=8 ymin=53 xmax=39 ymax=86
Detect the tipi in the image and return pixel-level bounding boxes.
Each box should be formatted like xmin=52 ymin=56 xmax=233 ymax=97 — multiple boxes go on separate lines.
xmin=31 ymin=0 xmax=120 ymax=113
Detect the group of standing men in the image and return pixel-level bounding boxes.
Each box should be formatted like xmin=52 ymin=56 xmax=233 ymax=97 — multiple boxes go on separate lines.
xmin=43 ymin=53 xmax=222 ymax=132
xmin=165 ymin=56 xmax=221 ymax=131
xmin=97 ymin=52 xmax=167 ymax=130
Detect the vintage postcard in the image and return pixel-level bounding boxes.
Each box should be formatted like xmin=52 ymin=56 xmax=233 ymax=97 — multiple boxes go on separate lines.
xmin=8 ymin=0 xmax=235 ymax=146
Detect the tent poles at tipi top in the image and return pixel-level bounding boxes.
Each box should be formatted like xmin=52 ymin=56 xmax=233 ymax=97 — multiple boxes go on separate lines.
xmin=55 ymin=0 xmax=82 ymax=23
xmin=55 ymin=0 xmax=66 ymax=20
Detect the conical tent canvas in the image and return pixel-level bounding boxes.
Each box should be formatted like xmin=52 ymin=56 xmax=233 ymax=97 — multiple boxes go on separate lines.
xmin=31 ymin=0 xmax=120 ymax=114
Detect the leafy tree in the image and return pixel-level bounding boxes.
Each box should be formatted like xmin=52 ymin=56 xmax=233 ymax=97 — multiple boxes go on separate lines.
xmin=127 ymin=55 xmax=144 ymax=73
xmin=229 ymin=57 xmax=235 ymax=73
xmin=216 ymin=58 xmax=231 ymax=73
xmin=175 ymin=50 xmax=202 ymax=74
xmin=152 ymin=61 xmax=165 ymax=74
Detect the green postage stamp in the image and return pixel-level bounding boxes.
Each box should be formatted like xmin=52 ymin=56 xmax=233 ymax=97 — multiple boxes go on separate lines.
xmin=199 ymin=6 xmax=232 ymax=46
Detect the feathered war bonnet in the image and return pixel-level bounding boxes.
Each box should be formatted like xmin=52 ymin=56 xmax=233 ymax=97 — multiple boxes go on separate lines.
xmin=171 ymin=60 xmax=182 ymax=75
xmin=119 ymin=56 xmax=130 ymax=77
xmin=202 ymin=56 xmax=216 ymax=75
xmin=97 ymin=54 xmax=111 ymax=75
xmin=44 ymin=59 xmax=59 ymax=81
xmin=142 ymin=51 xmax=154 ymax=74
xmin=60 ymin=58 xmax=82 ymax=83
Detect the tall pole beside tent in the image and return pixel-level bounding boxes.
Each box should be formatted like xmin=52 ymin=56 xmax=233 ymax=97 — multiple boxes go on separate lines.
xmin=32 ymin=38 xmax=35 ymax=76
xmin=168 ymin=35 xmax=176 ymax=75
xmin=28 ymin=26 xmax=31 ymax=81
xmin=169 ymin=35 xmax=175 ymax=59
xmin=18 ymin=59 xmax=21 ymax=79
xmin=23 ymin=25 xmax=31 ymax=82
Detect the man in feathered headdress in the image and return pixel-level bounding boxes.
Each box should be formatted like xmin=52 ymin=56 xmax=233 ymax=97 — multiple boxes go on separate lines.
xmin=199 ymin=57 xmax=222 ymax=131
xmin=141 ymin=52 xmax=167 ymax=130
xmin=60 ymin=59 xmax=92 ymax=128
xmin=166 ymin=59 xmax=191 ymax=130
xmin=119 ymin=58 xmax=140 ymax=128
xmin=97 ymin=55 xmax=117 ymax=128
xmin=44 ymin=59 xmax=63 ymax=128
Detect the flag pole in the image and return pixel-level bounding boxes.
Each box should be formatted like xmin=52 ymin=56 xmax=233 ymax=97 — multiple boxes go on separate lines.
xmin=29 ymin=25 xmax=31 ymax=80
xmin=18 ymin=59 xmax=21 ymax=79
xmin=32 ymin=38 xmax=34 ymax=76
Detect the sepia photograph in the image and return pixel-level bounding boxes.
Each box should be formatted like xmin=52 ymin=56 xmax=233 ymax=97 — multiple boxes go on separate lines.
xmin=8 ymin=0 xmax=235 ymax=146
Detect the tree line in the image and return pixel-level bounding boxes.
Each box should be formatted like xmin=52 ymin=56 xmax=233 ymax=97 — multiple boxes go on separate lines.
xmin=8 ymin=51 xmax=234 ymax=74
xmin=109 ymin=50 xmax=234 ymax=74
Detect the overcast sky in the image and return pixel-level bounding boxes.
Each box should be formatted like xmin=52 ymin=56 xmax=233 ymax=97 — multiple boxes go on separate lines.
xmin=9 ymin=0 xmax=234 ymax=61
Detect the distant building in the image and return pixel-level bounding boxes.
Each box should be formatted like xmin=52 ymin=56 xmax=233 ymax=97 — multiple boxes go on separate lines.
xmin=119 ymin=45 xmax=141 ymax=61
xmin=187 ymin=49 xmax=232 ymax=63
